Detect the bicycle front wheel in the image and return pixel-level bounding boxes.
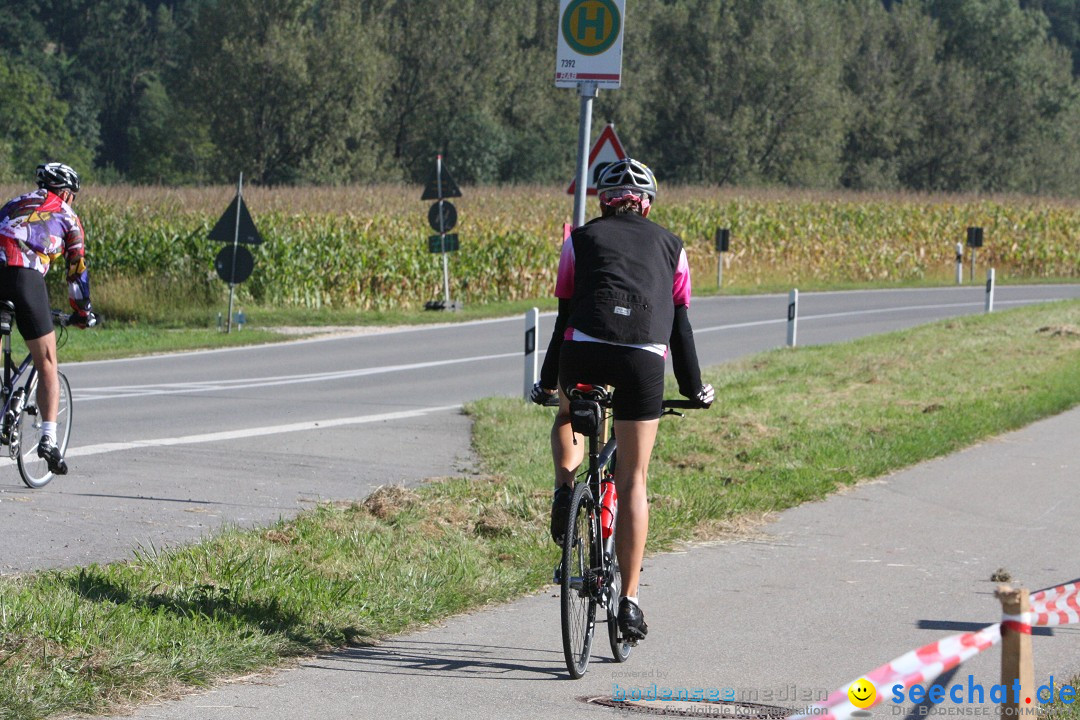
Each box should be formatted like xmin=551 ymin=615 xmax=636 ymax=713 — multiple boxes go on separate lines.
xmin=18 ymin=370 xmax=72 ymax=489
xmin=561 ymin=481 xmax=597 ymax=679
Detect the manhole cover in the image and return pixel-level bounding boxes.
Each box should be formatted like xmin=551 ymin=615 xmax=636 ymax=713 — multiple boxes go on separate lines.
xmin=583 ymin=696 xmax=794 ymax=718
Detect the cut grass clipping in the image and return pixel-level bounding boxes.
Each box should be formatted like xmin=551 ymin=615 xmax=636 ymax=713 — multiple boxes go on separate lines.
xmin=3 ymin=301 xmax=1080 ymax=719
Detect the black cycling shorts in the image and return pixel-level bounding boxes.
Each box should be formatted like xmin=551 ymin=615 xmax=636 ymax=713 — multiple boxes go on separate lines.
xmin=558 ymin=340 xmax=665 ymax=421
xmin=0 ymin=266 xmax=54 ymax=341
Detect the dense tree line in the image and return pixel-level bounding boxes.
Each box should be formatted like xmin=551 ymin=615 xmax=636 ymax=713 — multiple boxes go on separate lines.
xmin=3 ymin=0 xmax=1080 ymax=195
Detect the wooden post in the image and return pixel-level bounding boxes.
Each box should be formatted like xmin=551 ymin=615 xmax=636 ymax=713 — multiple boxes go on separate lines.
xmin=996 ymin=585 xmax=1035 ymax=717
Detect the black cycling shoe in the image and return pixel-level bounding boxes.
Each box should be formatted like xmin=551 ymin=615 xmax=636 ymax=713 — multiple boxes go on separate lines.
xmin=37 ymin=437 xmax=68 ymax=476
xmin=550 ymin=485 xmax=573 ymax=544
xmin=618 ymin=598 xmax=648 ymax=643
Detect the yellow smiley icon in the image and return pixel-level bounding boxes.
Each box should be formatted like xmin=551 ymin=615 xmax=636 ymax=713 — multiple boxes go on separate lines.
xmin=848 ymin=678 xmax=876 ymax=709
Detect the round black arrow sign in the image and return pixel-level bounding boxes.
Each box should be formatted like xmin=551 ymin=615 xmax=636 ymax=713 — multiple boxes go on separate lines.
xmin=215 ymin=245 xmax=254 ymax=284
xmin=428 ymin=201 xmax=458 ymax=232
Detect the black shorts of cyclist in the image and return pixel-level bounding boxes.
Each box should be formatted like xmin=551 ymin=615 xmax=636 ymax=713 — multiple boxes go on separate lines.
xmin=0 ymin=266 xmax=55 ymax=341
xmin=558 ymin=340 xmax=665 ymax=421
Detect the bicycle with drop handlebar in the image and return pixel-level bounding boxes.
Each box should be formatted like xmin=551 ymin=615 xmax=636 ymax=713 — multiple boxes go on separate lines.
xmin=546 ymin=383 xmax=703 ymax=678
xmin=0 ymin=300 xmax=87 ymax=488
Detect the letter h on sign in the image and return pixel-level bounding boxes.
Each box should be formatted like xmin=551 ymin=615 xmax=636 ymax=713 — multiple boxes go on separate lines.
xmin=576 ymin=5 xmax=607 ymax=42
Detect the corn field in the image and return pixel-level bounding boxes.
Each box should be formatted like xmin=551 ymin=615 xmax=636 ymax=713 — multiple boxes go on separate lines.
xmin=12 ymin=184 xmax=1079 ymax=313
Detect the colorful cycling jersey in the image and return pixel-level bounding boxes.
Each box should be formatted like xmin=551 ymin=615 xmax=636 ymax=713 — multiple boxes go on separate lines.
xmin=0 ymin=189 xmax=91 ymax=312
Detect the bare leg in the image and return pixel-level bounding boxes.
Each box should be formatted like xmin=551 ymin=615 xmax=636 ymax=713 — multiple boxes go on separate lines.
xmin=612 ymin=418 xmax=659 ymax=598
xmin=551 ymin=391 xmax=583 ymax=489
xmin=25 ymin=333 xmax=58 ymax=424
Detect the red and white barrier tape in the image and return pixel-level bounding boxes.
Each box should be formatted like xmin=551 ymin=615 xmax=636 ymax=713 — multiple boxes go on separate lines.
xmin=1029 ymin=582 xmax=1080 ymax=627
xmin=789 ymin=578 xmax=1080 ymax=720
xmin=1030 ymin=581 xmax=1079 ymax=607
xmin=1001 ymin=612 xmax=1032 ymax=635
xmin=787 ymin=624 xmax=1002 ymax=720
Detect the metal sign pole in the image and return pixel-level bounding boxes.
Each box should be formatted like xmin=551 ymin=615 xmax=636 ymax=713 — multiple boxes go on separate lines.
xmin=226 ymin=172 xmax=242 ymax=334
xmin=442 ymin=251 xmax=450 ymax=306
xmin=437 ymin=156 xmax=450 ymax=306
xmin=572 ymin=82 xmax=597 ymax=229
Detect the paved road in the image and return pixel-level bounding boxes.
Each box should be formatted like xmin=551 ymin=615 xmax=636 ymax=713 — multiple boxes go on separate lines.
xmin=2 ymin=285 xmax=1078 ymax=573
xmin=91 ymin=371 xmax=1080 ymax=720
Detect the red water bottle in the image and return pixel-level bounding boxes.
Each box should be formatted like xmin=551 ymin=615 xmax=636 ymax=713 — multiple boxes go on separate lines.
xmin=600 ymin=479 xmax=617 ymax=539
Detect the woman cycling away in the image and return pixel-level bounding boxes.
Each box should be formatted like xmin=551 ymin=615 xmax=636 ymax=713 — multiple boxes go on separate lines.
xmin=0 ymin=163 xmax=95 ymax=475
xmin=531 ymin=157 xmax=713 ymax=643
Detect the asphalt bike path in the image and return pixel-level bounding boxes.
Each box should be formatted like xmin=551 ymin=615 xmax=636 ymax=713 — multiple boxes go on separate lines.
xmin=77 ymin=287 xmax=1080 ymax=720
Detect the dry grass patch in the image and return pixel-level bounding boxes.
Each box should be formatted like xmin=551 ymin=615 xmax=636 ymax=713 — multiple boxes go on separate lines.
xmin=1037 ymin=324 xmax=1080 ymax=337
xmin=361 ymin=485 xmax=420 ymax=519
xmin=690 ymin=511 xmax=778 ymax=544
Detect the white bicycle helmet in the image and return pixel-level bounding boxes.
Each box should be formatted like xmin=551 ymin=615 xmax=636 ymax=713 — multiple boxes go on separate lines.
xmin=36 ymin=162 xmax=81 ymax=193
xmin=596 ymin=157 xmax=657 ymax=202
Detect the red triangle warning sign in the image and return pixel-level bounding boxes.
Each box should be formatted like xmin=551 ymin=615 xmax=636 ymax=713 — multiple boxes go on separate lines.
xmin=566 ymin=123 xmax=628 ymax=196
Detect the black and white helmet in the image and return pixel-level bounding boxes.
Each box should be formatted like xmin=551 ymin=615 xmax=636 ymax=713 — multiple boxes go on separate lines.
xmin=596 ymin=157 xmax=657 ymax=202
xmin=36 ymin=163 xmax=81 ymax=193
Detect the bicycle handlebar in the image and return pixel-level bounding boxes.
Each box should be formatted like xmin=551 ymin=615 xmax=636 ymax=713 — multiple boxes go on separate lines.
xmin=661 ymin=399 xmax=708 ymax=409
xmin=538 ymin=394 xmax=708 ymax=411
xmin=51 ymin=310 xmax=99 ymax=329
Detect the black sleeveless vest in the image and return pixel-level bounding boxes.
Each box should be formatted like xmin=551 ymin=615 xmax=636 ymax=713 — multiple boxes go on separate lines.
xmin=567 ymin=213 xmax=684 ymax=345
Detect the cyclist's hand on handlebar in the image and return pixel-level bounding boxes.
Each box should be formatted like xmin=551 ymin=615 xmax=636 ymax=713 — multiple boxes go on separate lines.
xmin=530 ymin=381 xmax=557 ymax=405
xmin=69 ymin=310 xmax=98 ymax=329
xmin=693 ymin=383 xmax=714 ymax=408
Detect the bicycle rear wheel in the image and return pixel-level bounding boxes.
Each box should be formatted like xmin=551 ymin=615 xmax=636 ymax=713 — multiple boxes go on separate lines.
xmin=606 ymin=542 xmax=633 ymax=662
xmin=561 ymin=481 xmax=597 ymax=679
xmin=18 ymin=370 xmax=72 ymax=489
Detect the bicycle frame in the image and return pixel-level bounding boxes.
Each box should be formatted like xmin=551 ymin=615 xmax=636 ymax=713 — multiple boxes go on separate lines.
xmin=585 ymin=415 xmax=617 ymax=573
xmin=554 ymin=384 xmax=702 ymax=677
xmin=565 ymin=392 xmax=620 ymax=617
xmin=572 ymin=393 xmax=698 ymax=607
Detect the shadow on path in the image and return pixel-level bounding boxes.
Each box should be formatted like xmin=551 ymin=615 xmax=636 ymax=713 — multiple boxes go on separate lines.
xmin=304 ymin=638 xmax=605 ymax=682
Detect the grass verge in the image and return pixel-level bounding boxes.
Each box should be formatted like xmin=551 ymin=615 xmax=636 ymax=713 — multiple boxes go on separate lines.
xmin=2 ymin=302 xmax=1080 ymax=719
xmin=1042 ymin=676 xmax=1080 ymax=720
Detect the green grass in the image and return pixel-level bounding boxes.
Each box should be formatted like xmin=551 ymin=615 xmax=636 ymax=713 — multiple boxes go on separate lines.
xmin=1041 ymin=676 xmax=1080 ymax=720
xmin=2 ymin=301 xmax=1080 ymax=719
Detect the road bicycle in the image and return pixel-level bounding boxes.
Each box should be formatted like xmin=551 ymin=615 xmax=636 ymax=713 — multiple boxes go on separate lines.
xmin=549 ymin=383 xmax=701 ymax=678
xmin=0 ymin=301 xmax=75 ymax=488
